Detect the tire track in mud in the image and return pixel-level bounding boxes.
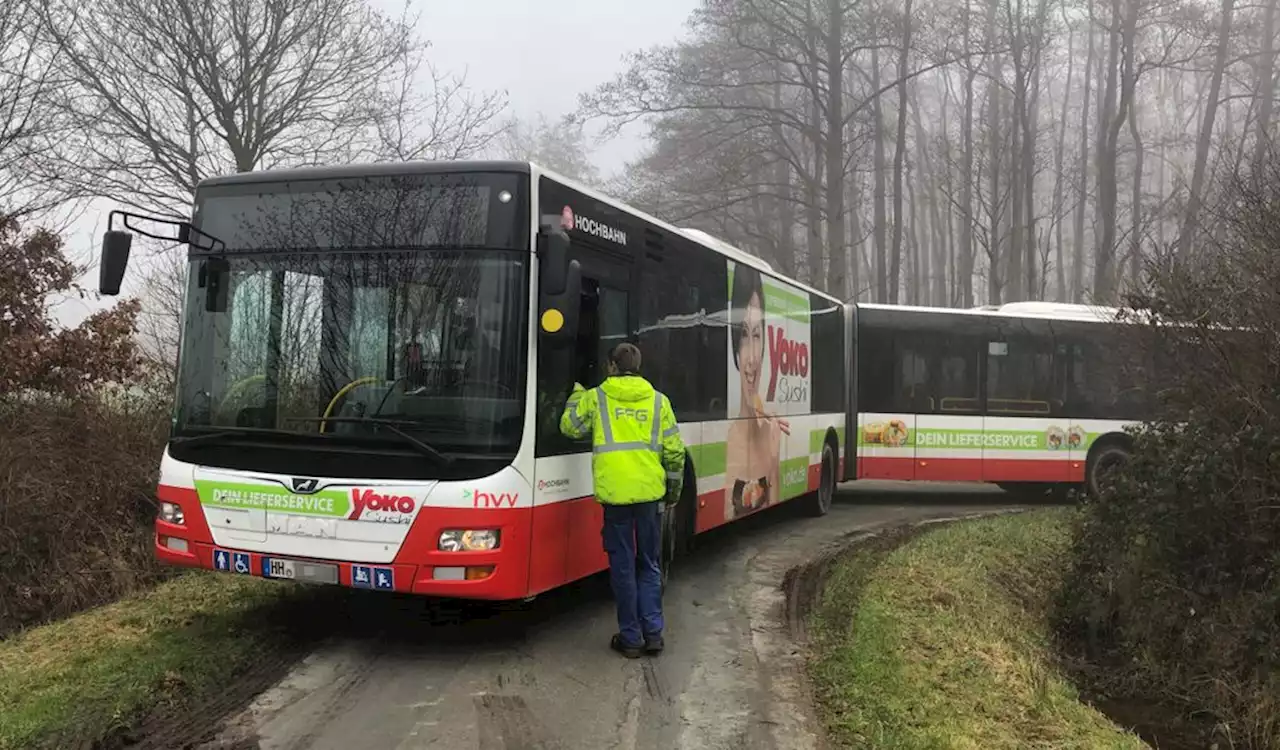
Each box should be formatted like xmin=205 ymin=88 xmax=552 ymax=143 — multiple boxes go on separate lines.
xmin=109 ymin=489 xmax=1032 ymax=750
xmin=474 ymin=694 xmax=561 ymax=750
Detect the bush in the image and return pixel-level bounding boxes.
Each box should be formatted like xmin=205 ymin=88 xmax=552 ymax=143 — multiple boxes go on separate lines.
xmin=1056 ymin=160 xmax=1280 ymax=748
xmin=0 ymin=394 xmax=171 ymax=636
xmin=0 ymin=216 xmax=168 ymax=636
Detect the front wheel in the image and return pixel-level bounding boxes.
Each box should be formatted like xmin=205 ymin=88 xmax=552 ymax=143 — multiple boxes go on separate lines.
xmin=801 ymin=442 xmax=837 ymax=517
xmin=659 ymin=503 xmax=677 ymax=593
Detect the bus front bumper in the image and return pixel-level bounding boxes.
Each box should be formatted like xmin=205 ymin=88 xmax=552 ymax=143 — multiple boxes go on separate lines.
xmin=154 ymin=528 xmax=527 ymax=600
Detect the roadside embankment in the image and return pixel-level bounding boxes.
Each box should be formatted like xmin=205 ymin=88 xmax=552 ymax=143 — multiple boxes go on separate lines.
xmin=0 ymin=572 xmax=325 ymax=750
xmin=804 ymin=508 xmax=1147 ymax=749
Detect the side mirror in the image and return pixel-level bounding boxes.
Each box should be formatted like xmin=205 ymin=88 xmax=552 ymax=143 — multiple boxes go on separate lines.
xmin=539 ymin=229 xmax=570 ymax=296
xmin=99 ymin=230 xmax=133 ymax=296
xmin=539 ymin=259 xmax=581 ymax=349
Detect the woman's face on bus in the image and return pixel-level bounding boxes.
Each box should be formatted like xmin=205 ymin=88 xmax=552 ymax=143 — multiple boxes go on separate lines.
xmin=739 ymin=290 xmax=764 ymax=394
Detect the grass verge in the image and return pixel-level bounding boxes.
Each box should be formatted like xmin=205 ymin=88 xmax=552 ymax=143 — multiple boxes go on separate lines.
xmin=807 ymin=509 xmax=1147 ymax=750
xmin=0 ymin=571 xmax=324 ymax=750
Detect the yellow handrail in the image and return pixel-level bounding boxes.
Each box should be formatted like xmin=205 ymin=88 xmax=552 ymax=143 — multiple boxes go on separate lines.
xmin=319 ymin=377 xmax=382 ymax=432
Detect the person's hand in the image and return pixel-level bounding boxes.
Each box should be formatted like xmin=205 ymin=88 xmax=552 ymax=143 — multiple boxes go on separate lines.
xmin=664 ymin=477 xmax=682 ymax=505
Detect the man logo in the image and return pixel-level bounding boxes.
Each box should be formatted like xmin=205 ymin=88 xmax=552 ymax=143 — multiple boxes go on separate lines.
xmin=291 ymin=477 xmax=319 ymax=494
xmin=561 ymin=205 xmax=574 ymax=230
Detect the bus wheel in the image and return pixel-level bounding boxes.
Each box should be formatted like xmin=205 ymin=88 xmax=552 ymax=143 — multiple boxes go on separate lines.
xmin=1086 ymin=444 xmax=1130 ymax=498
xmin=659 ymin=503 xmax=677 ymax=593
xmin=803 ymin=442 xmax=837 ymax=517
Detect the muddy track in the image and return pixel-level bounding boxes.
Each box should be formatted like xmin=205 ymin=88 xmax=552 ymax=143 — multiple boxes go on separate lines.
xmin=780 ymin=510 xmax=1028 ymax=641
xmin=106 ymin=485 xmax=1033 ymax=750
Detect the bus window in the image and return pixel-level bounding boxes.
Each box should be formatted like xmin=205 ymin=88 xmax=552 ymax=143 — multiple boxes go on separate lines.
xmin=857 ymin=326 xmax=897 ymax=409
xmin=932 ymin=334 xmax=982 ymax=414
xmin=595 ymin=285 xmax=630 ymax=385
xmin=534 ymin=273 xmax=630 ymax=457
xmin=986 ymin=336 xmax=1057 ymax=416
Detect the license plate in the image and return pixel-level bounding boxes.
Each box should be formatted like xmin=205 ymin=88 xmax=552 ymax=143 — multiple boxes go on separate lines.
xmin=261 ymin=556 xmax=339 ymax=584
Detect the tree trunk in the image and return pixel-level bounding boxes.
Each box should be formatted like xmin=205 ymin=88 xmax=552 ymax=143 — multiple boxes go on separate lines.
xmin=985 ymin=0 xmax=1003 ymax=304
xmin=824 ymin=0 xmax=847 ymax=298
xmin=1176 ymin=0 xmax=1236 ymax=259
xmin=805 ymin=2 xmax=825 ymax=286
xmin=1071 ymin=0 xmax=1095 ymax=303
xmin=1053 ymin=19 xmax=1074 ymax=302
xmin=1023 ymin=0 xmax=1050 ymax=300
xmin=1128 ymin=94 xmax=1144 ymax=294
xmin=1253 ymin=0 xmax=1278 ymax=177
xmin=872 ymin=43 xmax=889 ymax=302
xmin=959 ymin=2 xmax=977 ymax=307
xmin=889 ymin=0 xmax=914 ymax=304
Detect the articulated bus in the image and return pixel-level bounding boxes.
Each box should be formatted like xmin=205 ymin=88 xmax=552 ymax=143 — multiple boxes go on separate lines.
xmin=96 ymin=160 xmax=1146 ymax=600
xmin=852 ymin=301 xmax=1152 ymax=499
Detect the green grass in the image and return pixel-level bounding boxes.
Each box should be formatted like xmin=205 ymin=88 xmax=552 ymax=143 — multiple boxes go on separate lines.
xmin=808 ymin=509 xmax=1148 ymax=750
xmin=0 ymin=572 xmax=315 ymax=749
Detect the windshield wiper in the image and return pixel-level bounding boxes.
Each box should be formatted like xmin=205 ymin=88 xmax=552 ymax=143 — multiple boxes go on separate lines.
xmin=170 ymin=427 xmax=295 ymax=447
xmin=284 ymin=417 xmax=454 ymax=465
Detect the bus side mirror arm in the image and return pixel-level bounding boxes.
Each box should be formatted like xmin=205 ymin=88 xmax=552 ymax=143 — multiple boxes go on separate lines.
xmin=98 ymin=209 xmax=225 ymax=296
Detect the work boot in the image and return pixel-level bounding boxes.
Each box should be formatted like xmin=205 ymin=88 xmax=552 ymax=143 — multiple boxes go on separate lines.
xmin=644 ymin=633 xmax=664 ymax=655
xmin=610 ymin=634 xmax=643 ymax=659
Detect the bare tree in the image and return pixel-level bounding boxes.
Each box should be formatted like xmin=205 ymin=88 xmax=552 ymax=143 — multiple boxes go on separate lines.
xmin=0 ymin=0 xmax=75 ymax=220
xmin=370 ymin=44 xmax=506 ymax=162
xmin=40 ymin=0 xmax=414 ymax=216
xmin=38 ymin=0 xmax=507 ymax=365
xmin=498 ymin=113 xmax=602 ymax=186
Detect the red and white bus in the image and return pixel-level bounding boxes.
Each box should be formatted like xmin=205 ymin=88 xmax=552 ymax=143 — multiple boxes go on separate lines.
xmin=98 ymin=161 xmax=848 ymax=599
xmin=97 ymin=161 xmax=1148 ymax=600
xmin=850 ymin=301 xmax=1152 ymax=500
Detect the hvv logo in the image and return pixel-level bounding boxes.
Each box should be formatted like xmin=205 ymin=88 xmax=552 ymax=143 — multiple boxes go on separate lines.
xmin=463 ymin=489 xmax=520 ymax=509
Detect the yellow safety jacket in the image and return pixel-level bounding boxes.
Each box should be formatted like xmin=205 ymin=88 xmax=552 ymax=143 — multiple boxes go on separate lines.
xmin=560 ymin=375 xmax=685 ymax=505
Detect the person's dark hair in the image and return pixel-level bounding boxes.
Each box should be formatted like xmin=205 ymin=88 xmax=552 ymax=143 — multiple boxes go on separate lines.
xmin=730 ymin=263 xmax=765 ymax=368
xmin=609 ymin=342 xmax=643 ymax=375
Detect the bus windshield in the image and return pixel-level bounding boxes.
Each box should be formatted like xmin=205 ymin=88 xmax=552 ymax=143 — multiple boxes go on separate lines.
xmin=170 ymin=172 xmax=530 ymax=477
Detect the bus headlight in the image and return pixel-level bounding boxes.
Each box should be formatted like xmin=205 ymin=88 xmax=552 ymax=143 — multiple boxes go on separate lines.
xmin=159 ymin=502 xmax=185 ymax=525
xmin=438 ymin=529 xmax=500 ymax=552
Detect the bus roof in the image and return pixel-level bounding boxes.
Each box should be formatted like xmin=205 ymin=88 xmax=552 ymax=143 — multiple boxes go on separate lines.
xmin=195 ymin=160 xmax=534 ymax=187
xmin=194 ymin=158 xmax=839 ymax=305
xmin=858 ymin=300 xmax=1131 ymax=324
xmin=525 ymin=163 xmax=838 ymax=302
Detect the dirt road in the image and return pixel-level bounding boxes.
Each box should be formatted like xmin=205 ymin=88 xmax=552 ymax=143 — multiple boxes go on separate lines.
xmin=197 ymin=482 xmax=1029 ymax=750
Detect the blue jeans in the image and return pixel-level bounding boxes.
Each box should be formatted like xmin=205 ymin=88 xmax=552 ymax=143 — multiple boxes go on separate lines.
xmin=601 ymin=501 xmax=664 ymax=647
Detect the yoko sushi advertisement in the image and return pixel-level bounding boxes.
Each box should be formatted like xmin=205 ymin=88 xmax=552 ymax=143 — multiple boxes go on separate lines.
xmin=723 ymin=260 xmax=812 ymax=520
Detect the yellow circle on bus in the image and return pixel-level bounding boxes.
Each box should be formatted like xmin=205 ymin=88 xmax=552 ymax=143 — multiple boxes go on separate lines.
xmin=541 ymin=308 xmax=565 ymax=333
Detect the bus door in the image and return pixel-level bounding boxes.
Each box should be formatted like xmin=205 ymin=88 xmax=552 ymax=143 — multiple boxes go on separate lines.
xmin=916 ymin=332 xmax=984 ymax=482
xmin=565 ymin=248 xmax=634 ymax=581
xmin=983 ymin=321 xmax=1071 ymax=484
xmin=855 ymin=323 xmax=917 ymax=480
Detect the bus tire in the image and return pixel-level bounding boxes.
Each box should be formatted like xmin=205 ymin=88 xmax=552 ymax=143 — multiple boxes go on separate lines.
xmin=659 ymin=468 xmax=697 ymax=593
xmin=1086 ymin=442 xmax=1130 ymax=499
xmin=802 ymin=440 xmax=837 ymax=517
xmin=659 ymin=503 xmax=676 ymax=593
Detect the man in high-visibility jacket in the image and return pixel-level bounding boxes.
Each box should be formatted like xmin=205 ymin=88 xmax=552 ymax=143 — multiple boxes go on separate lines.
xmin=561 ymin=342 xmax=685 ymax=658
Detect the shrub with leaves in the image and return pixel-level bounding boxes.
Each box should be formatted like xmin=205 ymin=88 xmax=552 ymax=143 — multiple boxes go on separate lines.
xmin=0 ymin=216 xmax=171 ymax=636
xmin=0 ymin=216 xmax=144 ymax=395
xmin=1057 ymin=158 xmax=1280 ymax=748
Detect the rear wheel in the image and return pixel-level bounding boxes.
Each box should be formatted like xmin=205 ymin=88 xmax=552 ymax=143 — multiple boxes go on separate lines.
xmin=802 ymin=441 xmax=837 ymax=517
xmin=1086 ymin=444 xmax=1130 ymax=498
